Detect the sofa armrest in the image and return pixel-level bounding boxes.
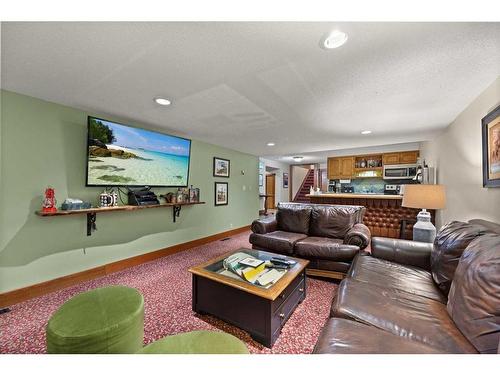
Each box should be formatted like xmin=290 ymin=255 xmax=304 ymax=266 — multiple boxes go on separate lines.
xmin=251 ymin=217 xmax=277 ymax=234
xmin=344 ymin=223 xmax=371 ymax=250
xmin=371 ymin=237 xmax=433 ymax=270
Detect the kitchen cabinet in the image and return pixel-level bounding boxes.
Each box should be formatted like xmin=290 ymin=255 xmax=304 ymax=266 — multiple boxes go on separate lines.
xmin=327 ymin=158 xmax=341 ymax=179
xmin=327 ymin=157 xmax=354 ymax=179
xmin=382 ymin=153 xmax=401 ymax=165
xmin=382 ymin=151 xmax=419 ymax=165
xmin=399 ymin=151 xmax=419 ymax=164
xmin=328 ymin=151 xmax=419 ymax=179
xmin=340 ymin=157 xmax=354 ymax=177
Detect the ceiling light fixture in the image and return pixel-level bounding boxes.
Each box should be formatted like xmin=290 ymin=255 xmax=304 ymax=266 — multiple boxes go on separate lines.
xmin=293 ymin=156 xmax=304 ymax=162
xmin=266 ymin=142 xmax=275 ymax=146
xmin=154 ymin=97 xmax=171 ymax=106
xmin=321 ymin=30 xmax=348 ymax=49
xmin=361 ymin=130 xmax=372 ymax=135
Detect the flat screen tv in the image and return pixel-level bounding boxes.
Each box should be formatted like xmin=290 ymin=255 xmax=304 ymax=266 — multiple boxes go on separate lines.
xmin=86 ymin=116 xmax=191 ymax=187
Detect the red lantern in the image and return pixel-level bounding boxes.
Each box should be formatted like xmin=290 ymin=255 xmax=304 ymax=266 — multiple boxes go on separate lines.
xmin=42 ymin=187 xmax=57 ymax=213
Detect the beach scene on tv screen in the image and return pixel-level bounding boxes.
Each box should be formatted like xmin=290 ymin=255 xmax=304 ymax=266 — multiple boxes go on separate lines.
xmin=87 ymin=118 xmax=190 ymax=186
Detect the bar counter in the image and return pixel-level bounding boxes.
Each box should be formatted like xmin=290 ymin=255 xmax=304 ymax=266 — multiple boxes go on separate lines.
xmin=306 ymin=193 xmax=434 ymax=239
xmin=306 ymin=193 xmax=402 ymax=200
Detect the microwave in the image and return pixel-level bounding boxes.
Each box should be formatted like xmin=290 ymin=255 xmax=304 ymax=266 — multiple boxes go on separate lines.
xmin=383 ymin=164 xmax=418 ymax=180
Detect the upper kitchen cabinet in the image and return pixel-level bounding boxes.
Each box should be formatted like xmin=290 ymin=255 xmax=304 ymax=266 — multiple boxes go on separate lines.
xmin=340 ymin=157 xmax=355 ymax=177
xmin=327 ymin=156 xmax=354 ymax=179
xmin=399 ymin=151 xmax=419 ymax=164
xmin=327 ymin=151 xmax=419 ymax=180
xmin=382 ymin=152 xmax=401 ymax=165
xmin=382 ymin=151 xmax=419 ymax=165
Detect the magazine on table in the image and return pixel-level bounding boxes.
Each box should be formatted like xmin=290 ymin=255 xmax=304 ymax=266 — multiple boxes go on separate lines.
xmin=221 ymin=252 xmax=285 ymax=287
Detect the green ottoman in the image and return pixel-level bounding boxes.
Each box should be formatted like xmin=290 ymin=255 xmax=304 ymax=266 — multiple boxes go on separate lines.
xmin=137 ymin=330 xmax=249 ymax=354
xmin=46 ymin=285 xmax=144 ymax=354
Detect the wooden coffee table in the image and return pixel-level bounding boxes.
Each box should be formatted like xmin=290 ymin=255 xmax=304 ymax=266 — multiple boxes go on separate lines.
xmin=189 ymin=248 xmax=309 ymax=348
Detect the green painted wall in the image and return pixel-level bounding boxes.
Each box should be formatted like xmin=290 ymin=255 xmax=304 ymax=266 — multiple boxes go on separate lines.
xmin=0 ymin=90 xmax=259 ymax=294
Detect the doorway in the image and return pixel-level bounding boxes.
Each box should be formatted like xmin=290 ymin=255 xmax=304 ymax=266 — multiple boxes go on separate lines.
xmin=265 ymin=174 xmax=276 ymax=209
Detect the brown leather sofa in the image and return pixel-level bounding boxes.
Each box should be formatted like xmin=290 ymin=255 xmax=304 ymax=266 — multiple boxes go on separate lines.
xmin=313 ymin=219 xmax=500 ymax=354
xmin=250 ymin=203 xmax=371 ymax=279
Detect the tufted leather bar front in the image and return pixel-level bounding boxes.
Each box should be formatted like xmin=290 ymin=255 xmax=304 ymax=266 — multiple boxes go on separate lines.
xmin=308 ymin=196 xmax=435 ymax=239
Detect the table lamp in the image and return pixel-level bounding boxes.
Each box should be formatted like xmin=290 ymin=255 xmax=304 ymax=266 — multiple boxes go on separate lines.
xmin=402 ymin=184 xmax=446 ymax=243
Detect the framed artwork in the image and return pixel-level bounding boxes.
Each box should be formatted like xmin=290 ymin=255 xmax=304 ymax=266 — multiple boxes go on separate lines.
xmin=213 ymin=157 xmax=230 ymax=178
xmin=189 ymin=187 xmax=200 ymax=202
xmin=283 ymin=172 xmax=289 ymax=188
xmin=259 ymin=174 xmax=263 ymax=186
xmin=482 ymin=104 xmax=500 ymax=188
xmin=214 ymin=182 xmax=228 ymax=206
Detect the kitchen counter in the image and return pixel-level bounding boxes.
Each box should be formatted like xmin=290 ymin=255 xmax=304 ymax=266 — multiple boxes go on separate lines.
xmin=305 ymin=193 xmax=403 ymax=200
xmin=306 ymin=193 xmax=433 ymax=240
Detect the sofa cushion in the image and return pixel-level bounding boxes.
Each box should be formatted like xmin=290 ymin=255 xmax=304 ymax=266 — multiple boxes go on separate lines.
xmin=249 ymin=231 xmax=307 ymax=255
xmin=447 ymin=233 xmax=500 ymax=354
xmin=309 ymin=205 xmax=358 ymax=239
xmin=306 ymin=259 xmax=351 ymax=273
xmin=276 ymin=206 xmax=312 ymax=235
xmin=294 ymin=237 xmax=359 ymax=262
xmin=313 ymin=318 xmax=443 ymax=354
xmin=431 ymin=221 xmax=487 ymax=295
xmin=331 ymin=278 xmax=477 ymax=353
xmin=348 ymin=254 xmax=446 ymax=303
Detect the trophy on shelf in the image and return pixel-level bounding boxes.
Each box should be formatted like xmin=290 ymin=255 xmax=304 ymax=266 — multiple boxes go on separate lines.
xmin=42 ymin=186 xmax=57 ymax=213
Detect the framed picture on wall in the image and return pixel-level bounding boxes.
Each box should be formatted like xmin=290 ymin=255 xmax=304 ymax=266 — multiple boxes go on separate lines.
xmin=259 ymin=174 xmax=263 ymax=186
xmin=214 ymin=182 xmax=228 ymax=206
xmin=283 ymin=172 xmax=289 ymax=188
xmin=482 ymin=104 xmax=500 ymax=188
xmin=213 ymin=157 xmax=230 ymax=178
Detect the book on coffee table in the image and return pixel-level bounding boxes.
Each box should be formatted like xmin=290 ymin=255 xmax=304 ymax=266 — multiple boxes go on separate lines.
xmin=239 ymin=257 xmax=264 ymax=268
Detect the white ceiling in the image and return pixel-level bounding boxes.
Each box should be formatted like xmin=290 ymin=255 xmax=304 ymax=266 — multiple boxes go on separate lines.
xmin=2 ymin=22 xmax=499 ymax=160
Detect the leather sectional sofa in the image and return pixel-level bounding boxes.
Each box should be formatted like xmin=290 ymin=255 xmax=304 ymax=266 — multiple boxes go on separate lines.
xmin=314 ymin=219 xmax=500 ymax=354
xmin=250 ymin=203 xmax=371 ymax=279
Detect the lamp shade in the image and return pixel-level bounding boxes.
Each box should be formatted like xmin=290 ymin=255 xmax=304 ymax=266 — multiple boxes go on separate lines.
xmin=402 ymin=184 xmax=446 ymax=209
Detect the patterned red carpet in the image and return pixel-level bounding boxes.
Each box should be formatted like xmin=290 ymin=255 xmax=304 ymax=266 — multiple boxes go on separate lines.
xmin=0 ymin=231 xmax=337 ymax=354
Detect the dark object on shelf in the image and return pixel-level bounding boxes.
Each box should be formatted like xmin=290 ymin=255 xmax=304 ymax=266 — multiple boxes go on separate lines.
xmin=189 ymin=186 xmax=200 ymax=202
xmin=128 ymin=187 xmax=160 ymax=206
xmin=61 ymin=200 xmax=92 ymax=211
xmin=161 ymin=192 xmax=176 ymax=203
xmin=35 ymin=201 xmax=205 ymax=236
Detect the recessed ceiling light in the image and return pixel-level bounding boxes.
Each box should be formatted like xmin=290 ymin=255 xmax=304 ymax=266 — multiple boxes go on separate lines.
xmin=321 ymin=30 xmax=348 ymax=49
xmin=154 ymin=97 xmax=171 ymax=106
xmin=266 ymin=142 xmax=275 ymax=146
xmin=293 ymin=156 xmax=304 ymax=162
xmin=361 ymin=130 xmax=372 ymax=135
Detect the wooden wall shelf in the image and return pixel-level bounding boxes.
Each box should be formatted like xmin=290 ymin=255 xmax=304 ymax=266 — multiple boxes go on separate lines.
xmin=36 ymin=201 xmax=206 ymax=236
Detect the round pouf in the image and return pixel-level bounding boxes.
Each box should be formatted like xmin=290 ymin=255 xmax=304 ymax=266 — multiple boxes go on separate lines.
xmin=46 ymin=285 xmax=144 ymax=354
xmin=137 ymin=330 xmax=249 ymax=354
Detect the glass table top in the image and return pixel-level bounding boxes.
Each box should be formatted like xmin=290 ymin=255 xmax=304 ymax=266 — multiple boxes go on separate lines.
xmin=203 ymin=248 xmax=296 ymax=289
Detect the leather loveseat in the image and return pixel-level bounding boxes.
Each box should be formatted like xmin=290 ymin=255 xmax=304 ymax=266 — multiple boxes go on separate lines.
xmin=250 ymin=203 xmax=371 ymax=279
xmin=313 ymin=219 xmax=500 ymax=354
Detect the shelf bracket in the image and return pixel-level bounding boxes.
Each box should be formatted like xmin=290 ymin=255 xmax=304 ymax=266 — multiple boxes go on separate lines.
xmin=173 ymin=205 xmax=182 ymax=223
xmin=87 ymin=213 xmax=97 ymax=236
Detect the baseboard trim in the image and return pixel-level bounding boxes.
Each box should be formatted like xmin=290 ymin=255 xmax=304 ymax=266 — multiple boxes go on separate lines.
xmin=0 ymin=225 xmax=251 ymax=307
